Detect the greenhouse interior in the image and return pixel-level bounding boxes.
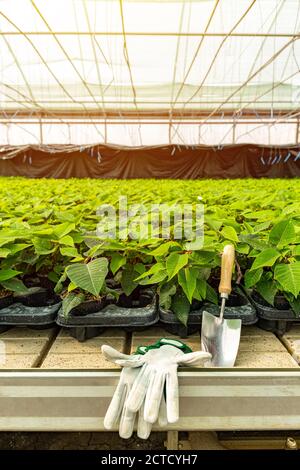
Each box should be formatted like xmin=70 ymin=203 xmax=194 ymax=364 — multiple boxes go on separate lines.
xmin=0 ymin=0 xmax=300 ymax=455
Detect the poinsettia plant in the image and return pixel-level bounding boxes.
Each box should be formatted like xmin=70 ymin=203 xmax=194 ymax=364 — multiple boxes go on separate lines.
xmin=133 ymin=241 xmax=221 ymax=326
xmin=55 ymin=257 xmax=112 ymax=317
xmin=243 ymin=218 xmax=300 ymax=314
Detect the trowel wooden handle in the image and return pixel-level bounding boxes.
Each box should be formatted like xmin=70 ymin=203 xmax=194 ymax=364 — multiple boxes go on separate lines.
xmin=219 ymin=244 xmax=235 ymax=296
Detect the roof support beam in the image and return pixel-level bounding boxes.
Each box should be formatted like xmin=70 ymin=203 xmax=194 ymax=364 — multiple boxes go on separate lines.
xmin=0 ymin=31 xmax=299 ymax=38
xmin=0 ymin=109 xmax=295 ymax=119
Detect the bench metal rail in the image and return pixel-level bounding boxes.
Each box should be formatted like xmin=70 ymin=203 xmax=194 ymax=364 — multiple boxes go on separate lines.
xmin=0 ymin=369 xmax=300 ymax=431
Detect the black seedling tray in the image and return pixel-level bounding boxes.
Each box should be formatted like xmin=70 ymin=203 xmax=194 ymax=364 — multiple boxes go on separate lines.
xmin=159 ymin=307 xmax=203 ymax=338
xmin=0 ymin=287 xmax=61 ymax=327
xmin=159 ymin=288 xmax=257 ymax=338
xmin=245 ymin=289 xmax=298 ymax=336
xmin=56 ymin=291 xmax=159 ymax=342
xmin=0 ymin=287 xmax=61 ymax=309
xmin=0 ymin=302 xmax=61 ymax=327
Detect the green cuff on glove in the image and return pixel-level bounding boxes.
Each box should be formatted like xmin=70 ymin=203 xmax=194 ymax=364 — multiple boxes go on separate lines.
xmin=135 ymin=337 xmax=193 ymax=355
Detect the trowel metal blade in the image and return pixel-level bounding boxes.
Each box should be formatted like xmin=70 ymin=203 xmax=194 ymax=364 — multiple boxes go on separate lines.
xmin=201 ymin=310 xmax=242 ymax=367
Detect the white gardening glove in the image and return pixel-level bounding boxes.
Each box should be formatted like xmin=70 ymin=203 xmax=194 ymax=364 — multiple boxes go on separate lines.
xmin=120 ymin=343 xmax=211 ymax=424
xmin=102 ymin=346 xmax=167 ymax=439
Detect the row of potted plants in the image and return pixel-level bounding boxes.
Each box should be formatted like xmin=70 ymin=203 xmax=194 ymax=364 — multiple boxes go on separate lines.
xmin=0 ymin=217 xmax=299 ymax=329
xmin=0 ymin=177 xmax=299 ymax=335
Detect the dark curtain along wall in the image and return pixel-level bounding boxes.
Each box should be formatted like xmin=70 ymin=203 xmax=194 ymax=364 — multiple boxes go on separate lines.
xmin=0 ymin=144 xmax=299 ymax=178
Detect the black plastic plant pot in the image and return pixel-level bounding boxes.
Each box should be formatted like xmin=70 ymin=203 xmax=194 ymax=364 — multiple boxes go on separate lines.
xmin=68 ymin=299 xmax=108 ymax=316
xmin=159 ymin=288 xmax=257 ymax=338
xmin=0 ymin=287 xmax=61 ymax=311
xmin=0 ymin=301 xmax=61 ymax=327
xmin=13 ymin=287 xmax=61 ymax=307
xmin=159 ymin=306 xmax=203 ymax=338
xmin=246 ymin=289 xmax=298 ymax=336
xmin=56 ymin=289 xmax=159 ymax=342
xmin=203 ymin=288 xmax=257 ymax=325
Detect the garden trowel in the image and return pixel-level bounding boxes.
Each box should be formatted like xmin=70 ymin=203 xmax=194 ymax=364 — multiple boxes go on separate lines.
xmin=201 ymin=244 xmax=241 ymax=367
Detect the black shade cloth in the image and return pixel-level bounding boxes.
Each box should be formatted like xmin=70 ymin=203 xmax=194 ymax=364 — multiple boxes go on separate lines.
xmin=0 ymin=144 xmax=299 ymax=178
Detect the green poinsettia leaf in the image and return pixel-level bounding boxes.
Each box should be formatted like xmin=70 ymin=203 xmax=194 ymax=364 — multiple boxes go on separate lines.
xmin=121 ymin=266 xmax=138 ymax=296
xmin=159 ymin=282 xmax=176 ymax=310
xmin=0 ymin=269 xmax=21 ymax=282
xmin=171 ymin=290 xmax=190 ymax=326
xmin=220 ymin=226 xmax=239 ymax=242
xmin=66 ymin=258 xmax=108 ymax=297
xmin=178 ymin=267 xmax=197 ymax=303
xmin=62 ymin=292 xmax=85 ymax=318
xmin=274 ymin=262 xmax=300 ymax=298
xmin=269 ymin=219 xmax=296 ymax=248
xmin=1 ymin=278 xmax=29 ymax=293
xmin=244 ymin=268 xmax=263 ymax=288
xmin=166 ymin=252 xmax=189 ymax=280
xmin=251 ymin=248 xmax=281 ymax=270
xmin=110 ymin=252 xmax=126 ymax=275
xmin=256 ymin=278 xmax=277 ymax=306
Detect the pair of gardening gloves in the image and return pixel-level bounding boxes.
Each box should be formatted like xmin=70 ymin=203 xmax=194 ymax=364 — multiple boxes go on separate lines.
xmin=101 ymin=338 xmax=212 ymax=439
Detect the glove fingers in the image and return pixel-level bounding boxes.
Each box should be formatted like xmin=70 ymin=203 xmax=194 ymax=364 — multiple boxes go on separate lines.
xmin=119 ymin=405 xmax=136 ymax=439
xmin=137 ymin=401 xmax=152 ymax=440
xmin=158 ymin=394 xmax=168 ymax=427
xmin=143 ymin=370 xmax=165 ymax=424
xmin=101 ymin=344 xmax=133 ymax=360
xmin=126 ymin=364 xmax=151 ymax=412
xmin=116 ymin=358 xmax=144 ymax=368
xmin=104 ymin=380 xmax=126 ymax=430
xmin=166 ymin=368 xmax=179 ymax=424
xmin=118 ymin=374 xmax=138 ymax=439
xmin=102 ymin=345 xmax=143 ymax=366
xmin=177 ymin=351 xmax=212 ymax=366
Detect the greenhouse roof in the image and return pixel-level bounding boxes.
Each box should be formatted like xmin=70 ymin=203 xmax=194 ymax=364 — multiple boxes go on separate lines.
xmin=0 ymin=0 xmax=300 ymax=146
